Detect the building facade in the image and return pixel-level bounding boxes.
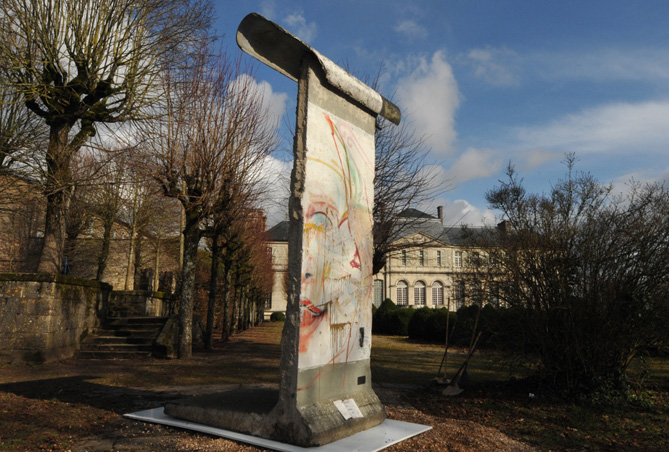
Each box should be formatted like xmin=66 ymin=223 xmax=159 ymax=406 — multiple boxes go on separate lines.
xmin=0 ymin=172 xmax=180 ymax=291
xmin=265 ymin=208 xmax=502 ymax=317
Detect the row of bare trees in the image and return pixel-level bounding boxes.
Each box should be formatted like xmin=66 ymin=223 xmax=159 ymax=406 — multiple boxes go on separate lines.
xmin=141 ymin=46 xmax=278 ymax=358
xmin=0 ymin=0 xmax=444 ymax=361
xmin=0 ymin=0 xmax=279 ymax=359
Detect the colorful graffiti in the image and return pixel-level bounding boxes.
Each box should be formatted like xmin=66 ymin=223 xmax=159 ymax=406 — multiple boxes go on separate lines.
xmin=298 ymin=103 xmax=375 ymax=371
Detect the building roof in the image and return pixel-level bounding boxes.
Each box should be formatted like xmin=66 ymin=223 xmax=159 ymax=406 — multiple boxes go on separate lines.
xmin=397 ymin=208 xmax=435 ymax=219
xmin=265 ymin=208 xmax=499 ymax=247
xmin=266 ymin=221 xmax=290 ymax=242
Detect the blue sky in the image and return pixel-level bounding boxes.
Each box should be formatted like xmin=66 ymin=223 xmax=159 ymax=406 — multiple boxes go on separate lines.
xmin=213 ymin=1 xmax=669 ymax=226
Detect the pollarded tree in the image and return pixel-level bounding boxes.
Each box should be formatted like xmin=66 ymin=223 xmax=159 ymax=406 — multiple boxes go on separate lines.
xmin=486 ymin=155 xmax=669 ymax=399
xmin=0 ymin=0 xmax=212 ymax=273
xmin=143 ymin=46 xmax=277 ymax=359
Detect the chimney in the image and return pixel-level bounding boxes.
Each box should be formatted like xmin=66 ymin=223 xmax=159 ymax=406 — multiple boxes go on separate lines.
xmin=497 ymin=220 xmax=509 ymax=233
xmin=437 ymin=206 xmax=443 ymax=225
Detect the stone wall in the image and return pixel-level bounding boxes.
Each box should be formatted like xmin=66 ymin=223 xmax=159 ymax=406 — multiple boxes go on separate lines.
xmin=0 ymin=273 xmax=111 ymax=363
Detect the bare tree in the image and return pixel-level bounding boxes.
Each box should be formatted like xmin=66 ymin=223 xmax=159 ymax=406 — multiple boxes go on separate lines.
xmin=0 ymin=0 xmax=212 ymax=273
xmin=0 ymin=79 xmax=47 ymax=171
xmin=203 ymin=140 xmax=275 ymax=348
xmin=143 ymin=46 xmax=277 ymax=358
xmin=372 ymin=115 xmax=443 ymax=274
xmin=485 ymin=155 xmax=669 ymax=398
xmin=92 ymin=161 xmax=127 ymax=281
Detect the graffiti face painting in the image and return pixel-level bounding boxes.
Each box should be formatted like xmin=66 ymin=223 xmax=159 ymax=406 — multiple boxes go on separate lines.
xmin=299 ymin=103 xmax=375 ymax=371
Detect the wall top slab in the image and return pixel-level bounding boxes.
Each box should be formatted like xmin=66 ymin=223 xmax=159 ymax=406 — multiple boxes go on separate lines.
xmin=236 ymin=13 xmax=401 ymax=125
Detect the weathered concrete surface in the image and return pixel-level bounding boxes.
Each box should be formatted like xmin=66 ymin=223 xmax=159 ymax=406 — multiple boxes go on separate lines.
xmin=0 ymin=273 xmax=110 ymax=362
xmin=267 ymin=56 xmax=385 ymax=447
xmin=165 ymin=388 xmax=278 ymax=438
xmin=236 ymin=13 xmax=400 ymax=125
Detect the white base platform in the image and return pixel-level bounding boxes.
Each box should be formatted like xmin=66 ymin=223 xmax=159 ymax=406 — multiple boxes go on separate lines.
xmin=125 ymin=407 xmax=431 ymax=452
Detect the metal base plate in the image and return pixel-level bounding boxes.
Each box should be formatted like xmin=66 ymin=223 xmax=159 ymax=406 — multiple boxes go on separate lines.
xmin=125 ymin=407 xmax=431 ymax=452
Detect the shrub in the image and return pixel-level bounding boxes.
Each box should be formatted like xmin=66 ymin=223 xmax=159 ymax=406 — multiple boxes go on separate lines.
xmin=486 ymin=160 xmax=669 ymax=398
xmin=372 ymin=298 xmax=397 ymax=334
xmin=449 ymin=305 xmax=480 ymax=347
xmin=407 ymin=307 xmax=432 ymax=339
xmin=388 ymin=308 xmax=414 ymax=336
xmin=425 ymin=308 xmax=453 ymax=343
xmin=269 ymin=311 xmax=286 ymax=322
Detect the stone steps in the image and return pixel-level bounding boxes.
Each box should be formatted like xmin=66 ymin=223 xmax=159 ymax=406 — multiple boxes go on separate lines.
xmin=77 ymin=316 xmax=168 ymax=360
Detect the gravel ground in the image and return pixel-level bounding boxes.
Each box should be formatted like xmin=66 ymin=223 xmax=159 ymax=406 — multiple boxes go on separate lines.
xmin=63 ymin=383 xmax=536 ymax=452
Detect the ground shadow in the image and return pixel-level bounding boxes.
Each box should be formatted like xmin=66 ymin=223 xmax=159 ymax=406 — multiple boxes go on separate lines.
xmin=0 ymin=375 xmax=183 ymax=414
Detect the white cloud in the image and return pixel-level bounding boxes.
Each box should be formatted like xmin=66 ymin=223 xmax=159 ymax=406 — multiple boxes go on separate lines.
xmin=258 ymin=155 xmax=292 ymax=227
xmin=230 ymin=74 xmax=288 ymax=131
xmin=283 ymin=12 xmax=317 ymax=43
xmin=442 ymin=147 xmax=504 ymax=185
xmin=465 ymin=47 xmax=520 ymax=87
xmin=514 ymin=100 xmax=669 ymax=155
xmin=255 ymin=79 xmax=289 ymax=129
xmin=424 ymin=198 xmax=495 ymax=227
xmin=394 ymin=20 xmax=428 ymax=40
xmin=259 ymin=0 xmax=276 ymax=19
xmin=396 ymin=51 xmax=460 ymax=157
xmin=611 ymin=166 xmax=669 ymax=197
xmin=514 ymin=148 xmax=558 ymax=171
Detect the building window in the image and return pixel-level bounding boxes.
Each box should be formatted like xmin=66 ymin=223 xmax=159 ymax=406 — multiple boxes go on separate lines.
xmin=470 ymin=251 xmax=481 ymax=267
xmin=401 ymin=250 xmax=407 ymax=266
xmin=267 ymin=246 xmax=274 ymax=263
xmin=264 ymin=296 xmax=272 ymax=309
xmin=454 ymin=251 xmax=463 ymax=268
xmin=436 ymin=250 xmax=442 ymax=267
xmin=455 ymin=280 xmax=465 ymax=309
xmin=418 ymin=250 xmax=425 ymax=266
xmin=432 ymin=282 xmax=444 ymax=307
xmin=122 ymin=232 xmax=126 ymax=239
xmin=396 ymin=281 xmax=408 ymax=306
xmin=414 ymin=281 xmax=426 ymax=306
xmin=373 ymin=280 xmax=384 ymax=307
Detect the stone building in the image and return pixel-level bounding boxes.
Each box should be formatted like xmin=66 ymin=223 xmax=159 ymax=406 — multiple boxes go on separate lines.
xmin=0 ymin=171 xmax=180 ymax=291
xmin=265 ymin=208 xmax=503 ymax=318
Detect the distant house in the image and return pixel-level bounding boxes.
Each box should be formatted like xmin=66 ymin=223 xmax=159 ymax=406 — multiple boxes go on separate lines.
xmin=264 ymin=208 xmax=503 ymax=319
xmin=265 ymin=221 xmax=289 ymax=317
xmin=0 ymin=171 xmax=180 ymax=291
xmin=0 ymin=172 xmax=45 ymax=273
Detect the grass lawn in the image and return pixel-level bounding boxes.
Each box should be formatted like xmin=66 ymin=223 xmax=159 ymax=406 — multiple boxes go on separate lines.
xmin=1 ymin=321 xmax=667 ymax=451
xmin=372 ymin=333 xmax=669 ymax=451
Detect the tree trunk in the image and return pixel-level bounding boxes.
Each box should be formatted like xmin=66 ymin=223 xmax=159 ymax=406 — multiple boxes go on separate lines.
xmin=125 ymin=190 xmax=139 ymax=290
xmin=221 ymin=263 xmax=231 ymax=341
xmin=37 ymin=126 xmax=74 ymax=274
xmin=243 ymin=288 xmax=249 ymax=330
xmin=96 ymin=218 xmax=114 ymax=281
xmin=204 ymin=231 xmax=221 ymax=350
xmin=124 ymin=223 xmax=137 ymax=290
xmin=152 ymin=237 xmax=161 ymax=292
xmin=231 ymin=275 xmax=239 ymax=335
xmin=179 ymin=198 xmax=186 ymax=271
xmin=178 ymin=209 xmax=201 ymax=359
